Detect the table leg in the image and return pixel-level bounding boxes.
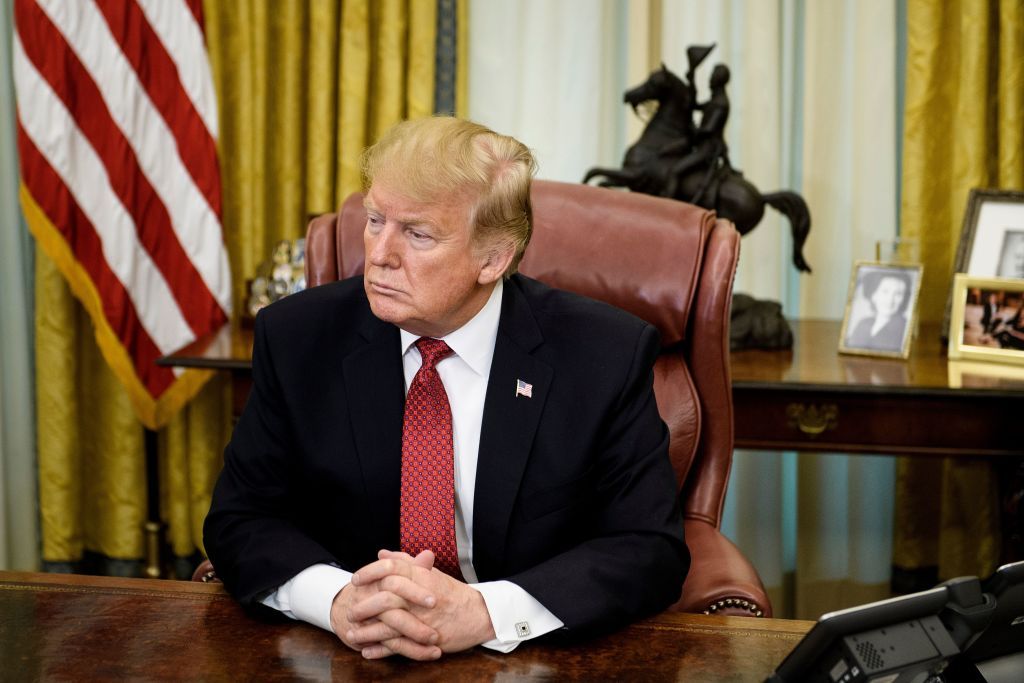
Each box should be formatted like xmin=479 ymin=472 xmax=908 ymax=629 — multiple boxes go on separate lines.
xmin=143 ymin=427 xmax=165 ymax=578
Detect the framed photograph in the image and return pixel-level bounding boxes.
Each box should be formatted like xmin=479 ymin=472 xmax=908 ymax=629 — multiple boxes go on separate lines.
xmin=839 ymin=261 xmax=923 ymax=359
xmin=943 ymin=188 xmax=1024 ymax=339
xmin=948 ymin=274 xmax=1024 ymax=367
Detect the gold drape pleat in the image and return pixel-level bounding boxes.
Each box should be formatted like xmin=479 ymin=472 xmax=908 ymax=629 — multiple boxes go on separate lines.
xmin=36 ymin=256 xmax=146 ymax=561
xmin=896 ymin=0 xmax=1023 ymax=582
xmin=455 ymin=0 xmax=468 ymax=117
xmin=36 ymin=0 xmax=455 ymax=568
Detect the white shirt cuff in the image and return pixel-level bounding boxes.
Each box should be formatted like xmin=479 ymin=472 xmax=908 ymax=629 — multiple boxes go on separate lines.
xmin=469 ymin=580 xmax=564 ymax=653
xmin=261 ymin=563 xmax=351 ymax=633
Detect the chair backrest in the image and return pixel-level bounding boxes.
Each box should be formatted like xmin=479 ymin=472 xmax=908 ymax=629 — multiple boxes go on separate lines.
xmin=305 ymin=179 xmax=740 ymax=528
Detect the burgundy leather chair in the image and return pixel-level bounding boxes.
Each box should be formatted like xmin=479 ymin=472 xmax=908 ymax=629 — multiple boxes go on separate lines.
xmin=296 ymin=179 xmax=771 ymax=617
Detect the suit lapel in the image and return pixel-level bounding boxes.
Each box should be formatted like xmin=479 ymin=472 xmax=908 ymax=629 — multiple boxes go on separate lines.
xmin=343 ymin=309 xmax=404 ymax=545
xmin=473 ymin=277 xmax=552 ymax=578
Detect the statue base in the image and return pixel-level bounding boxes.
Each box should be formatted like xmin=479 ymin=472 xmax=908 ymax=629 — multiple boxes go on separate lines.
xmin=730 ymin=293 xmax=793 ymax=351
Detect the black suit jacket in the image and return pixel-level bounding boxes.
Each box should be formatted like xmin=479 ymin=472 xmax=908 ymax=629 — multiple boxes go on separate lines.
xmin=982 ymin=302 xmax=1000 ymax=333
xmin=204 ymin=274 xmax=688 ymax=636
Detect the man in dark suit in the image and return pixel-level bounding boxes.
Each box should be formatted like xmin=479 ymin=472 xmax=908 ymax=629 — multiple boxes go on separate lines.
xmin=981 ymin=292 xmax=1002 ymax=337
xmin=204 ymin=117 xmax=688 ymax=661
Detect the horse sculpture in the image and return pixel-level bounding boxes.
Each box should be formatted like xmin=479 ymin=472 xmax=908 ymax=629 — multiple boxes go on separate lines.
xmin=583 ymin=57 xmax=812 ymax=274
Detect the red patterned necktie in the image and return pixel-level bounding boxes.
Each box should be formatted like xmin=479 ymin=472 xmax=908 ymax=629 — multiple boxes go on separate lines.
xmin=399 ymin=337 xmax=463 ymax=579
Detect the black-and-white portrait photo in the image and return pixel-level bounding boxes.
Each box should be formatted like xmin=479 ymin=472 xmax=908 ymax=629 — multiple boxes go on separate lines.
xmin=996 ymin=230 xmax=1024 ymax=278
xmin=840 ymin=263 xmax=922 ymax=357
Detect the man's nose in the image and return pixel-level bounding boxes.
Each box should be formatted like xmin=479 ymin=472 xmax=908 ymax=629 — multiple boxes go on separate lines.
xmin=367 ymin=224 xmax=401 ymax=268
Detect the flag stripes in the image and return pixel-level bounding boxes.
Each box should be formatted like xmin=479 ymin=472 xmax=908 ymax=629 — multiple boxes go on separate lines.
xmin=14 ymin=0 xmax=230 ymax=429
xmin=96 ymin=0 xmax=221 ymax=212
xmin=14 ymin=12 xmax=220 ymax=340
xmin=13 ymin=31 xmax=196 ymax=354
xmin=176 ymin=1 xmax=208 ymax=47
xmin=16 ymin=125 xmax=177 ymax=396
xmin=133 ymin=0 xmax=219 ymax=140
xmin=30 ymin=0 xmax=232 ymax=315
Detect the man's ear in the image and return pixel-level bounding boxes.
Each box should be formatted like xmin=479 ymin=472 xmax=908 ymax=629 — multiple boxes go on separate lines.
xmin=478 ymin=241 xmax=516 ymax=285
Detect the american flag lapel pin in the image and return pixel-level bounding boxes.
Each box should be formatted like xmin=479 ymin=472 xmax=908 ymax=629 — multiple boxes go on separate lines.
xmin=515 ymin=378 xmax=533 ymax=398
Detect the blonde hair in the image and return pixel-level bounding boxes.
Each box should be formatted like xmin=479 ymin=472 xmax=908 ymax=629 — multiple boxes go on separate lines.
xmin=361 ymin=117 xmax=537 ymax=276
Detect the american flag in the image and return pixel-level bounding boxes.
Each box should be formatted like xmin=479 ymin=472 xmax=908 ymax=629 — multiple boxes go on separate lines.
xmin=516 ymin=379 xmax=533 ymax=398
xmin=13 ymin=0 xmax=231 ymax=429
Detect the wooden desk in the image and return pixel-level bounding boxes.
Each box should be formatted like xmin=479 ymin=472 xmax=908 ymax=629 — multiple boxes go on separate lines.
xmin=161 ymin=319 xmax=1024 ymax=458
xmin=0 ymin=572 xmax=811 ymax=681
xmin=731 ymin=320 xmax=1024 ymax=458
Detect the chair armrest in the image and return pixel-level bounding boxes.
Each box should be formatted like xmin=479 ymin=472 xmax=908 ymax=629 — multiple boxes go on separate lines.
xmin=671 ymin=519 xmax=773 ymax=617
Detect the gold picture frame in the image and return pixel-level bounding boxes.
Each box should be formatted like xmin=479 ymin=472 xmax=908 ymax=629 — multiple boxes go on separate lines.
xmin=947 ymin=359 xmax=1024 ymax=389
xmin=838 ymin=261 xmax=923 ymax=359
xmin=948 ymin=274 xmax=1024 ymax=366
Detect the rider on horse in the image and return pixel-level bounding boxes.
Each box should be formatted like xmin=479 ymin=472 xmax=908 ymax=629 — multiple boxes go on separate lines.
xmin=582 ymin=51 xmax=811 ymax=274
xmin=663 ymin=64 xmax=732 ymax=205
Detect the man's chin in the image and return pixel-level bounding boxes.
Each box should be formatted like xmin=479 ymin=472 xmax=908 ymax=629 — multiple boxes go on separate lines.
xmin=367 ymin=297 xmax=406 ymax=326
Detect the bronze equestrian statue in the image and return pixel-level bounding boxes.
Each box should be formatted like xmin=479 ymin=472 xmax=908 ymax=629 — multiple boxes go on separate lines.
xmin=583 ymin=52 xmax=812 ymax=274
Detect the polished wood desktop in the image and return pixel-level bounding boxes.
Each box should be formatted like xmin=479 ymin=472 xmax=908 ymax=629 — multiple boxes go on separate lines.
xmin=160 ymin=319 xmax=1024 ymax=458
xmin=0 ymin=571 xmax=811 ymax=681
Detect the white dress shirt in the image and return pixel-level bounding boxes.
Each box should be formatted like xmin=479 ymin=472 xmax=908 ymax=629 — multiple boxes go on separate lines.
xmin=262 ymin=279 xmax=563 ymax=651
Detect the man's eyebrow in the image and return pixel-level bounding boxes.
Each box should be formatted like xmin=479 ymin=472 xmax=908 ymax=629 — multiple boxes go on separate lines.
xmin=362 ymin=201 xmax=437 ymax=229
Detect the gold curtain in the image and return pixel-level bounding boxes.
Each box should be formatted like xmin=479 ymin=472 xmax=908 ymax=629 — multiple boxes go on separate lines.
xmin=896 ymin=0 xmax=1023 ymax=584
xmin=36 ymin=0 xmax=458 ymax=572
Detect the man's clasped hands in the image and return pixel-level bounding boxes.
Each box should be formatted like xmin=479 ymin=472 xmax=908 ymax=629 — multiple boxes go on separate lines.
xmin=331 ymin=550 xmax=495 ymax=661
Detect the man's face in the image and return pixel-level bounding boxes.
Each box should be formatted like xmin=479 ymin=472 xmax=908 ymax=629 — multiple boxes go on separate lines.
xmin=362 ymin=180 xmax=509 ymax=338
